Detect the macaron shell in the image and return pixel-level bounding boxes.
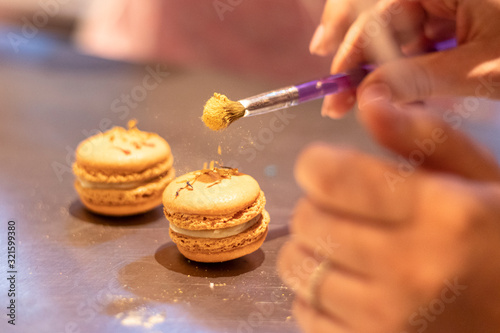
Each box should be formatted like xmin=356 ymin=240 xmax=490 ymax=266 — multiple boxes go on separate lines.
xmin=76 ymin=126 xmax=172 ymax=174
xmin=177 ymin=229 xmax=268 ymax=263
xmin=163 ymin=170 xmax=261 ymax=216
xmin=73 ymin=154 xmax=173 ymax=183
xmin=79 ymin=195 xmax=163 ymax=216
xmin=75 ymin=168 xmax=175 ymax=216
xmin=165 ymin=191 xmax=266 ymax=230
xmin=170 ymin=210 xmax=270 ymax=262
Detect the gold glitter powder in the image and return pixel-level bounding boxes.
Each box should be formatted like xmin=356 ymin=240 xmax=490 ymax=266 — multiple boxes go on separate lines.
xmin=201 ymin=93 xmax=245 ymax=131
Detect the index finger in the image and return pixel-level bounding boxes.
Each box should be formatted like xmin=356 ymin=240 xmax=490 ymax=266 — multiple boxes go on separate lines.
xmin=323 ymin=0 xmax=425 ymax=118
xmin=310 ymin=0 xmax=364 ymax=56
xmin=332 ymin=0 xmax=425 ymax=73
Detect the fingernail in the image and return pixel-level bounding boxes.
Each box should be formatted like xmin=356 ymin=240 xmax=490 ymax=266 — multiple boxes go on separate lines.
xmin=309 ymin=25 xmax=325 ymax=54
xmin=358 ymin=83 xmax=392 ymax=109
xmin=321 ymin=93 xmax=356 ymax=119
xmin=358 ymin=95 xmax=408 ymax=134
xmin=321 ymin=100 xmax=343 ymax=119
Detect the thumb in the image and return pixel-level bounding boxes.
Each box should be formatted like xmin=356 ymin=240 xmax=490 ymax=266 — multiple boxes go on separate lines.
xmin=357 ymin=94 xmax=500 ymax=182
xmin=358 ymin=42 xmax=500 ymax=103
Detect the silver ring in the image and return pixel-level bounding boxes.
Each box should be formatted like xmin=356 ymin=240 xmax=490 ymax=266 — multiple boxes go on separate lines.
xmin=308 ymin=259 xmax=331 ymax=312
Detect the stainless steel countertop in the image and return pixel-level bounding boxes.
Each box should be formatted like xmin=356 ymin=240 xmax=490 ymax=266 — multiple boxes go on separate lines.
xmin=1 ymin=29 xmax=499 ymax=333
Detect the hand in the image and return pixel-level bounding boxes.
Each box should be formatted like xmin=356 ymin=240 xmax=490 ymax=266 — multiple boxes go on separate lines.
xmin=277 ymin=96 xmax=500 ymax=333
xmin=310 ymin=0 xmax=500 ymax=118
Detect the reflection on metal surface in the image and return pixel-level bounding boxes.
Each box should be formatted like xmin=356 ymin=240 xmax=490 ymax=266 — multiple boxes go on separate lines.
xmin=116 ymin=308 xmax=166 ymax=328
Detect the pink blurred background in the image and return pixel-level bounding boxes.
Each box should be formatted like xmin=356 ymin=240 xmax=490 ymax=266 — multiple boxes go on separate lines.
xmin=75 ymin=0 xmax=330 ymax=83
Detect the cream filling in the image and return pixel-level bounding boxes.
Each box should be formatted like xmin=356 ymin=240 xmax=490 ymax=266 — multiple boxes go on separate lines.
xmin=77 ymin=178 xmax=146 ymax=190
xmin=77 ymin=172 xmax=167 ymax=190
xmin=169 ymin=213 xmax=262 ymax=239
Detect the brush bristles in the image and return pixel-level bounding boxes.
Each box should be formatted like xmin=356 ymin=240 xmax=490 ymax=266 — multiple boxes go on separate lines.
xmin=202 ymin=93 xmax=245 ymax=131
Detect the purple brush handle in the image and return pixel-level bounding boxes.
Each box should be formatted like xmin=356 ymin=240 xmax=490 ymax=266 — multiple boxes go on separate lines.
xmin=296 ymin=66 xmax=371 ymax=103
xmin=241 ymin=39 xmax=456 ymax=117
xmin=295 ymin=38 xmax=456 ymax=103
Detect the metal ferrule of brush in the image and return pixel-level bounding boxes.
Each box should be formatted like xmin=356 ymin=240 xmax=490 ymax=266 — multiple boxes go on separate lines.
xmin=239 ymin=86 xmax=299 ymax=117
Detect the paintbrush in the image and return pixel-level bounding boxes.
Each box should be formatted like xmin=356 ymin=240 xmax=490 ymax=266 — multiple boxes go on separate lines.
xmin=201 ymin=66 xmax=371 ymax=131
xmin=201 ymin=39 xmax=457 ymax=131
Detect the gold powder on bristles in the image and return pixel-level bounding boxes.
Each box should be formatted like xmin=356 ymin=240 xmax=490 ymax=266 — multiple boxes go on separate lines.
xmin=202 ymin=93 xmax=245 ymax=131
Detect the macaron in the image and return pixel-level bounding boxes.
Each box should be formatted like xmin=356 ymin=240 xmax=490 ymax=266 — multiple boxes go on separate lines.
xmin=73 ymin=121 xmax=175 ymax=216
xmin=163 ymin=167 xmax=270 ymax=263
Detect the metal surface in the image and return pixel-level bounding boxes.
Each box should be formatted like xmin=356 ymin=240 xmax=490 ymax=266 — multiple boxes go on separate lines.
xmin=2 ymin=29 xmax=500 ymax=333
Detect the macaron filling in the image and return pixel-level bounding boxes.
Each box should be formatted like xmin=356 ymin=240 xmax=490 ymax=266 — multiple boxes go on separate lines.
xmin=169 ymin=213 xmax=262 ymax=239
xmin=77 ymin=171 xmax=170 ymax=190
